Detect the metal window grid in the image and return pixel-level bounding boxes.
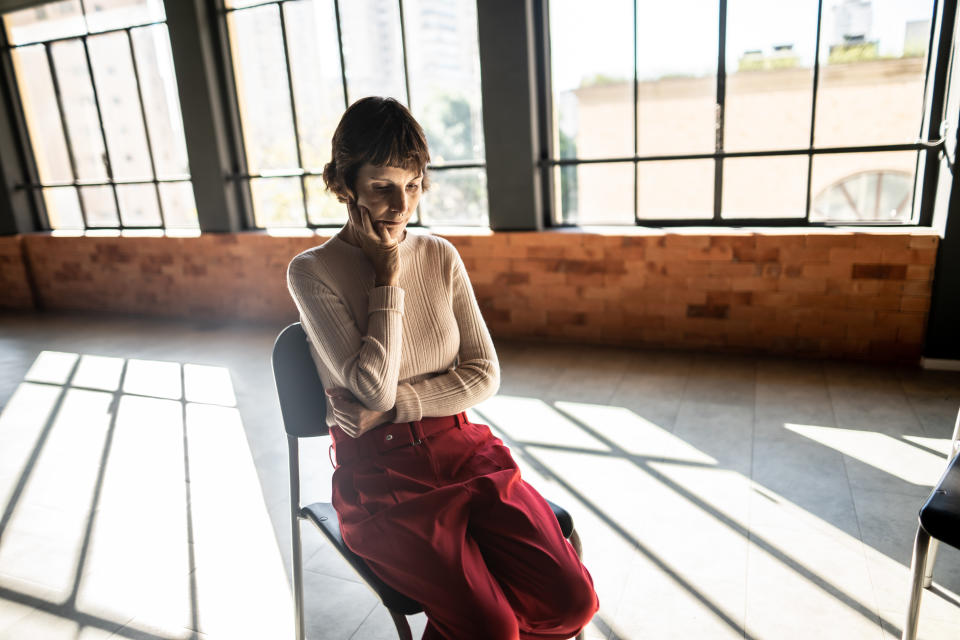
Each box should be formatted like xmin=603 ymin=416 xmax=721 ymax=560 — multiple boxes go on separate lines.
xmin=535 ymin=0 xmax=955 ymax=228
xmin=1 ymin=3 xmax=193 ymax=231
xmin=221 ymin=0 xmax=489 ymax=230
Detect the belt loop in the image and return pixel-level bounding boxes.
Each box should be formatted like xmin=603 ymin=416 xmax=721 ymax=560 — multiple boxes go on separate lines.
xmin=410 ymin=421 xmax=424 ymax=445
xmin=455 ymin=412 xmax=466 ymax=428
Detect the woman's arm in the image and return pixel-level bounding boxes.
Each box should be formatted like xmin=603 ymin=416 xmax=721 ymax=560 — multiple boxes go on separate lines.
xmin=287 ymin=262 xmax=404 ymax=412
xmin=392 ymin=244 xmax=499 ymax=422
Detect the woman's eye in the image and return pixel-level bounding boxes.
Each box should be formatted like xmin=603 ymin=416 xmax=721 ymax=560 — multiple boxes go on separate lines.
xmin=407 ymin=183 xmax=421 ymax=191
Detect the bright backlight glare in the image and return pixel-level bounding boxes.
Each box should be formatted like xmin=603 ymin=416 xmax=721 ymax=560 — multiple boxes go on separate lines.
xmin=184 ymin=364 xmax=237 ymax=407
xmin=24 ymin=351 xmax=79 ymax=385
xmin=785 ymin=423 xmax=950 ymax=486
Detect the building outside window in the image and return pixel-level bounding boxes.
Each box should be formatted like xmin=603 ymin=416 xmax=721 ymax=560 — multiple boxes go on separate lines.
xmin=223 ymin=0 xmax=488 ymax=229
xmin=4 ymin=0 xmax=198 ymax=231
xmin=549 ymin=0 xmax=938 ymax=226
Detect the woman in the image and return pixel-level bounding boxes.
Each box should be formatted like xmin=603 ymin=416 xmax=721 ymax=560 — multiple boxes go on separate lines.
xmin=287 ymin=97 xmax=598 ymax=640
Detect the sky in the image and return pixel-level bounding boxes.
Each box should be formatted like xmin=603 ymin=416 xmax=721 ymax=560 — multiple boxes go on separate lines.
xmin=550 ymin=0 xmax=936 ymax=91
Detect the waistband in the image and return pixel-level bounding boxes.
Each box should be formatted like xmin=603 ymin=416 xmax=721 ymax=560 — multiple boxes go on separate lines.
xmin=330 ymin=412 xmax=468 ymax=467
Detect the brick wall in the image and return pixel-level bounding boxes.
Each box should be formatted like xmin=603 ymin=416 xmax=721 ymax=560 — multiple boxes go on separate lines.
xmin=0 ymin=229 xmax=940 ymax=362
xmin=0 ymin=235 xmax=34 ymax=310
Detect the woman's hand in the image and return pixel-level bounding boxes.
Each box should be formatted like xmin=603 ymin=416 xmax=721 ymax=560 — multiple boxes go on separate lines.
xmin=347 ymin=199 xmax=400 ymax=287
xmin=326 ymin=387 xmax=396 ymax=438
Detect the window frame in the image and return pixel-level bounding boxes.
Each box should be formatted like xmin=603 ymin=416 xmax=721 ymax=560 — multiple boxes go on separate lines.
xmin=217 ymin=0 xmax=490 ymax=230
xmin=535 ymin=0 xmax=955 ymax=228
xmin=0 ymin=2 xmax=196 ymax=231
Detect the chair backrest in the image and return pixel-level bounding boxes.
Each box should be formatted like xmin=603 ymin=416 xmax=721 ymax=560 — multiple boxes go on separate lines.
xmin=272 ymin=322 xmax=329 ymax=438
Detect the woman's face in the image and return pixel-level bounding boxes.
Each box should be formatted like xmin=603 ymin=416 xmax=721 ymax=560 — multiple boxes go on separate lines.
xmin=350 ymin=163 xmax=423 ymax=241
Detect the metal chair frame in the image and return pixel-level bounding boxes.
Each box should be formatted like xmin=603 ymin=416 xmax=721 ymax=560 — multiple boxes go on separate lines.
xmin=272 ymin=322 xmax=585 ymax=640
xmin=902 ymin=407 xmax=960 ymax=640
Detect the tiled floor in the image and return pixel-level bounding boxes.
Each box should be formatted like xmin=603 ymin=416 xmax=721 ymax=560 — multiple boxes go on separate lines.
xmin=1 ymin=311 xmax=959 ymax=639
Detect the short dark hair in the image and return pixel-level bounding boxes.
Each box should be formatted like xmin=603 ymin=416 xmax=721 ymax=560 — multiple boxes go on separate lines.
xmin=322 ymin=97 xmax=431 ymax=203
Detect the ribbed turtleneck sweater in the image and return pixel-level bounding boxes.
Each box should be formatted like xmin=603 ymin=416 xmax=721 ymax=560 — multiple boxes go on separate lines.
xmin=286 ymin=230 xmax=500 ymax=428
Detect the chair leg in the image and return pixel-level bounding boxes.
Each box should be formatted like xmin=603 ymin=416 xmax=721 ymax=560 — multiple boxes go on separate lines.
xmin=569 ymin=527 xmax=583 ymax=560
xmin=292 ymin=512 xmax=305 ymax=640
xmin=389 ymin=610 xmax=413 ymax=640
xmin=922 ymin=538 xmax=938 ymax=589
xmin=902 ymin=526 xmax=931 ymax=640
xmin=568 ymin=527 xmax=585 ymax=640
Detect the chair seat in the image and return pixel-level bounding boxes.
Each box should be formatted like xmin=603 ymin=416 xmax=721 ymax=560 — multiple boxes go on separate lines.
xmin=919 ymin=452 xmax=960 ymax=550
xmin=301 ymin=498 xmax=575 ymax=615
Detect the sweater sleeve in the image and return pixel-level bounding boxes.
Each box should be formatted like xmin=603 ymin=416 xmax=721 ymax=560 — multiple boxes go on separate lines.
xmin=392 ymin=245 xmax=500 ymax=422
xmin=287 ymin=263 xmax=405 ymax=412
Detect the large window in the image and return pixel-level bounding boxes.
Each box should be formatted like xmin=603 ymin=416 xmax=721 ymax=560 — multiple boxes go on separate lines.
xmin=223 ymin=0 xmax=489 ymax=229
xmin=3 ymin=0 xmax=197 ymax=231
xmin=547 ymin=0 xmax=943 ymax=226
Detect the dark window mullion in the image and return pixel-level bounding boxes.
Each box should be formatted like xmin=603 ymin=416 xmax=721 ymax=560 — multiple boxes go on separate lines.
xmin=917 ymin=0 xmax=953 ymax=226
xmin=632 ymin=0 xmax=639 ymax=224
xmin=805 ymin=0 xmax=824 ymax=224
xmin=277 ymin=3 xmax=309 ymax=225
xmin=396 ymin=0 xmax=418 ymax=223
xmin=332 ymin=0 xmax=349 ymax=109
xmin=81 ymin=35 xmax=124 ymax=227
xmin=397 ymin=0 xmax=412 ymax=110
xmin=714 ymin=0 xmax=727 ymax=223
xmin=44 ymin=42 xmax=89 ymax=228
xmin=126 ymin=27 xmax=167 ymax=228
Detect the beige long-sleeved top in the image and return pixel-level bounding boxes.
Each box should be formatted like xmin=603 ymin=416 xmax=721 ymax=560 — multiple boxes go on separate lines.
xmin=286 ymin=230 xmax=500 ymax=428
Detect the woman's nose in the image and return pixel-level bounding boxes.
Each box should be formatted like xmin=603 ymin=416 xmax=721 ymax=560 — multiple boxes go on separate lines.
xmin=389 ymin=189 xmax=407 ymax=214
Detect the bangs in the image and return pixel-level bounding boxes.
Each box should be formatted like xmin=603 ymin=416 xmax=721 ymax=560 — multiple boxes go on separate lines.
xmin=361 ymin=111 xmax=430 ymax=173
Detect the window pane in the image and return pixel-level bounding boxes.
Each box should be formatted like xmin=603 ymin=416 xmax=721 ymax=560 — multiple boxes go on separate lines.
xmin=43 ymin=187 xmax=83 ymax=229
xmin=637 ymin=0 xmax=718 ymax=156
xmin=11 ymin=45 xmax=73 ymax=184
xmin=419 ymin=168 xmax=488 ymax=226
xmin=404 ymin=0 xmax=485 ymax=164
xmin=50 ymin=39 xmax=109 ymax=181
xmin=722 ymin=156 xmax=807 ymax=218
xmin=80 ymin=185 xmax=119 ymax=227
xmin=550 ymin=0 xmax=633 ymax=160
xmin=88 ymin=32 xmax=154 ymax=181
xmin=131 ymin=25 xmax=190 ymax=179
xmin=4 ymin=0 xmax=84 ymax=45
xmin=250 ymin=177 xmax=304 ymax=227
xmin=814 ymin=0 xmax=934 ymax=147
xmin=116 ymin=183 xmax=161 ymax=226
xmin=559 ymin=163 xmax=633 ymax=225
xmin=724 ymin=0 xmax=818 ymax=152
xmin=227 ymin=5 xmax=299 ymax=173
xmin=82 ymin=0 xmax=165 ymax=33
xmin=810 ymin=151 xmax=917 ymax=223
xmin=338 ymin=0 xmax=408 ymax=103
xmin=158 ymin=182 xmax=198 ymax=228
xmin=638 ymin=160 xmax=713 ymax=220
xmin=305 ymin=176 xmax=346 ymax=226
xmin=282 ymin=0 xmax=345 ymax=172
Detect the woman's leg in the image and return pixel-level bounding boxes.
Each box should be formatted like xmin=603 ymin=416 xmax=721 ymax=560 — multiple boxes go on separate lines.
xmin=464 ymin=448 xmax=599 ymax=639
xmin=333 ymin=453 xmax=522 ymax=639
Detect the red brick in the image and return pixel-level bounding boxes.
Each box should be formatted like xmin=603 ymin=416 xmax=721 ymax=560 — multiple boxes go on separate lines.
xmin=778 ymin=278 xmax=827 ymax=293
xmin=851 ymin=264 xmax=907 ymax=280
xmin=901 ymin=296 xmax=931 ymax=313
xmin=807 ymin=234 xmax=857 ymax=249
xmin=731 ymin=277 xmax=778 ymax=292
xmin=910 ymin=248 xmax=938 ymax=264
xmin=905 ymin=264 xmax=933 ymax=281
xmin=909 ymin=235 xmax=939 ymax=249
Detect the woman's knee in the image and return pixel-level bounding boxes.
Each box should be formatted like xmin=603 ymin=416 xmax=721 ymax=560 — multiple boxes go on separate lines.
xmin=546 ymin=571 xmax=599 ymax=631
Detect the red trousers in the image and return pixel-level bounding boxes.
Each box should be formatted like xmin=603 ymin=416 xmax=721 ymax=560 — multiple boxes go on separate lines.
xmin=329 ymin=413 xmax=599 ymax=640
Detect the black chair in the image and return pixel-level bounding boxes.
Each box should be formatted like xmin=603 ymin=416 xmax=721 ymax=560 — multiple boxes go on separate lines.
xmin=902 ymin=407 xmax=960 ymax=640
xmin=272 ymin=322 xmax=585 ymax=640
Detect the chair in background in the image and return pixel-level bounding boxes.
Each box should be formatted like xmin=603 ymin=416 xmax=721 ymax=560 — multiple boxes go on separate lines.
xmin=272 ymin=322 xmax=585 ymax=640
xmin=902 ymin=407 xmax=960 ymax=640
